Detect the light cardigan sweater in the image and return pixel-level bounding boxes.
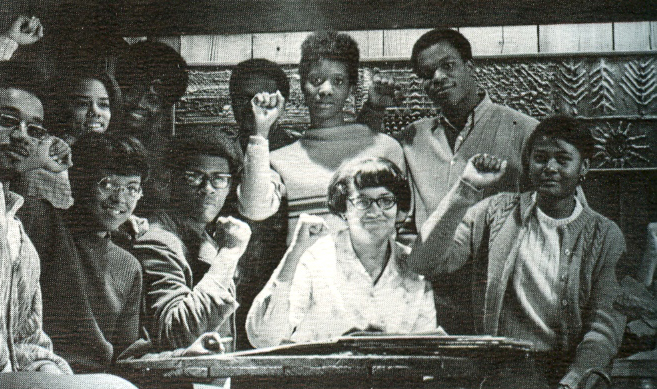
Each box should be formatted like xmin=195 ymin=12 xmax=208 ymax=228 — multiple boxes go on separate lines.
xmin=270 ymin=123 xmax=405 ymax=243
xmin=409 ymin=181 xmax=626 ymax=389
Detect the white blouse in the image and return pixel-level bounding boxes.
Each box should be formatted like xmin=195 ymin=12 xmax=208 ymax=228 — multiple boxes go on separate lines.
xmin=246 ymin=229 xmax=438 ymax=348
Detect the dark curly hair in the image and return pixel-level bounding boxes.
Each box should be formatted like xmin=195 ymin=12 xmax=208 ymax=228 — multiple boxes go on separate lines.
xmin=299 ymin=31 xmax=360 ymax=87
xmin=328 ymin=157 xmax=411 ymax=215
xmin=229 ymin=58 xmax=290 ymax=103
xmin=521 ymin=115 xmax=595 ymax=175
xmin=69 ymin=132 xmax=149 ymax=202
xmin=411 ymin=28 xmax=472 ymax=76
xmin=115 ymin=41 xmax=188 ymax=108
xmin=166 ymin=126 xmax=243 ymax=178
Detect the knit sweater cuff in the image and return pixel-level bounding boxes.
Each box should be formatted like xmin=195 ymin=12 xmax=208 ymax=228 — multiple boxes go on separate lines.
xmin=0 ymin=37 xmax=18 ymax=61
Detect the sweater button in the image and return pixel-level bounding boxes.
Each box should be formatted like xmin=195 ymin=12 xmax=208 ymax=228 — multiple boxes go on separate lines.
xmin=564 ymin=249 xmax=571 ymax=256
xmin=561 ymin=299 xmax=568 ymax=307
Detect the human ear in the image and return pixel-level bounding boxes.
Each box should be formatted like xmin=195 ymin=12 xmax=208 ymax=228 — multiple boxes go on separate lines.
xmin=579 ymin=158 xmax=590 ymax=177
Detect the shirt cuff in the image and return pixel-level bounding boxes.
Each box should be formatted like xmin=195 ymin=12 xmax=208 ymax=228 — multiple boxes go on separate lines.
xmin=249 ymin=134 xmax=269 ymax=146
xmin=559 ymin=370 xmax=582 ymax=389
xmin=0 ymin=37 xmax=18 ymax=61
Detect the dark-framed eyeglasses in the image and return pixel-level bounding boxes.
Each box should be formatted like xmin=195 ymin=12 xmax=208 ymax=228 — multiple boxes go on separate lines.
xmin=348 ymin=196 xmax=397 ymax=211
xmin=97 ymin=177 xmax=143 ymax=199
xmin=0 ymin=113 xmax=49 ymax=140
xmin=183 ymin=171 xmax=232 ymax=190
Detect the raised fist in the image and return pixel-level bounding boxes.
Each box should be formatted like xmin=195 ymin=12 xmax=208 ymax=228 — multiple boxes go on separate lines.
xmin=5 ymin=16 xmax=44 ymax=46
xmin=251 ymin=90 xmax=285 ymax=138
xmin=291 ymin=213 xmax=329 ymax=251
xmin=461 ymin=153 xmax=507 ymax=189
xmin=366 ymin=71 xmax=402 ymax=109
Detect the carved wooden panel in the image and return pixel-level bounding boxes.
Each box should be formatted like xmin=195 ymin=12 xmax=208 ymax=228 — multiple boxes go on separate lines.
xmin=177 ymin=53 xmax=657 ymax=169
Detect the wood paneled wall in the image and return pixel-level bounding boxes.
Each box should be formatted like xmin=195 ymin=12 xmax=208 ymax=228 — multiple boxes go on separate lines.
xmin=145 ymin=21 xmax=657 ymax=65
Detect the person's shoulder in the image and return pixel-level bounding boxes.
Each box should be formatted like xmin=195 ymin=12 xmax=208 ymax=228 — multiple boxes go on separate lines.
xmin=271 ymin=139 xmax=302 ymax=157
xmin=399 ymin=117 xmax=436 ymax=144
xmin=270 ymin=139 xmax=304 ymax=166
xmin=488 ymin=102 xmax=539 ymax=128
xmin=477 ymin=191 xmax=522 ymax=219
xmin=584 ymin=207 xmax=625 ymax=242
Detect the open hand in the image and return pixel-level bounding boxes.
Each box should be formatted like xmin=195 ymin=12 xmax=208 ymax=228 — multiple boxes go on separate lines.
xmin=367 ymin=71 xmax=402 ymax=109
xmin=461 ymin=154 xmax=507 ymax=189
xmin=5 ymin=16 xmax=43 ymax=46
xmin=251 ymin=90 xmax=285 ymax=138
xmin=291 ymin=213 xmax=329 ymax=251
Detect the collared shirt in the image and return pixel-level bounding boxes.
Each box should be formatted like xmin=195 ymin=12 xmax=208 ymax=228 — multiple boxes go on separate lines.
xmin=246 ymin=229 xmax=437 ymax=348
xmin=401 ymin=92 xmax=539 ymax=230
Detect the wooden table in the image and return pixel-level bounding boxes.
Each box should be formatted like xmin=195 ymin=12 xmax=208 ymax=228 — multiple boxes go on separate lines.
xmin=117 ymin=336 xmax=656 ymax=389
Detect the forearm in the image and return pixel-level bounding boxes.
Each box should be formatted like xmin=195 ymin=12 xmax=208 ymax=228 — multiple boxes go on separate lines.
xmin=356 ymin=101 xmax=386 ymax=132
xmin=238 ymin=136 xmax=283 ymax=221
xmin=246 ymin=279 xmax=295 ymax=348
xmin=157 ymin=276 xmax=238 ymax=349
xmin=409 ymin=178 xmax=483 ymax=276
xmin=0 ymin=36 xmax=18 ymax=61
xmin=246 ymin=244 xmax=312 ymax=348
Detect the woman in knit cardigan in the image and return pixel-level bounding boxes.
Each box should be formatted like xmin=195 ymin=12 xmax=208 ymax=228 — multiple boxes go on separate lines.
xmin=260 ymin=31 xmax=405 ymax=243
xmin=408 ymin=116 xmax=626 ymax=389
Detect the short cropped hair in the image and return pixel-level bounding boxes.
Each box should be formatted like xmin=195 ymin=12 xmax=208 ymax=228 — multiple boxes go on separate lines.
xmin=522 ymin=115 xmax=595 ymax=172
xmin=229 ymin=59 xmax=290 ymax=102
xmin=411 ymin=29 xmax=473 ymax=75
xmin=299 ymin=31 xmax=359 ymax=87
xmin=166 ymin=127 xmax=244 ymax=178
xmin=0 ymin=62 xmax=46 ymax=104
xmin=69 ymin=133 xmax=149 ymax=200
xmin=115 ymin=41 xmax=188 ymax=107
xmin=328 ymin=157 xmax=411 ymax=215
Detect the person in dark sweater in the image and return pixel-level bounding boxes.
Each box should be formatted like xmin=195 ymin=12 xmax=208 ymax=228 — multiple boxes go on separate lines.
xmin=24 ymin=132 xmax=147 ymax=373
xmin=121 ymin=129 xmax=251 ymax=352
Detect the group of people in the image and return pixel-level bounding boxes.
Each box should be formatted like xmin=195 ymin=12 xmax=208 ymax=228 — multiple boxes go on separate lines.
xmin=0 ymin=13 xmax=626 ymax=389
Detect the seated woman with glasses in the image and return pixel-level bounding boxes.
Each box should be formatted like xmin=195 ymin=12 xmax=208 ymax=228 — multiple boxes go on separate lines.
xmin=23 ymin=132 xmax=146 ymax=372
xmin=119 ymin=128 xmax=252 ymax=352
xmin=246 ymin=157 xmax=438 ymax=348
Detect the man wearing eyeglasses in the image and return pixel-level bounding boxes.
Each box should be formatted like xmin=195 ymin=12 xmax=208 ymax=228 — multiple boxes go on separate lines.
xmin=119 ymin=129 xmax=251 ymax=352
xmin=0 ymin=63 xmax=139 ymax=387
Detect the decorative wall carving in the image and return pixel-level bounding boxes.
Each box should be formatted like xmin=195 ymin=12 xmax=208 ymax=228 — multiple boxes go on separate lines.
xmin=177 ymin=53 xmax=657 ymax=169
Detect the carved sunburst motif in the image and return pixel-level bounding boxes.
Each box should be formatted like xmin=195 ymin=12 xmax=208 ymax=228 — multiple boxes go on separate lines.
xmin=592 ymin=122 xmax=650 ymax=168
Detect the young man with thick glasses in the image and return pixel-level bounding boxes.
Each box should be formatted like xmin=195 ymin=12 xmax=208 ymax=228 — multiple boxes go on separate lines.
xmin=22 ymin=131 xmax=147 ymax=374
xmin=120 ymin=129 xmax=252 ymax=352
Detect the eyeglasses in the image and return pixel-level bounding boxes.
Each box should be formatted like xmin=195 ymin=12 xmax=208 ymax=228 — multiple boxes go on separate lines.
xmin=348 ymin=196 xmax=397 ymax=211
xmin=97 ymin=177 xmax=143 ymax=199
xmin=183 ymin=171 xmax=232 ymax=189
xmin=0 ymin=113 xmax=49 ymax=140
